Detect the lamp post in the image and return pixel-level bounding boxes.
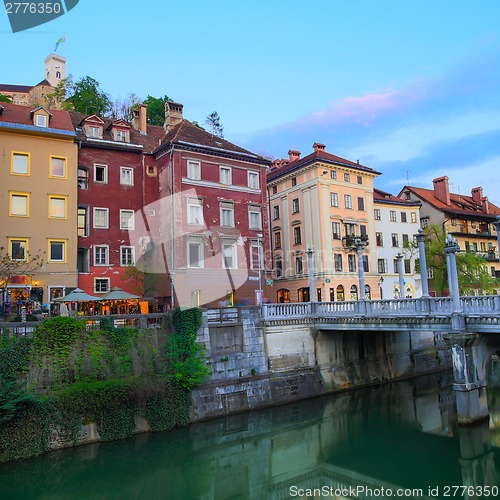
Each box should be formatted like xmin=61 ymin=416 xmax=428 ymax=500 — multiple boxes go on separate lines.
xmin=353 ymin=238 xmax=367 ymax=300
xmin=493 ymin=216 xmax=500 ymax=263
xmin=306 ymin=248 xmax=316 ymax=302
xmin=396 ymin=252 xmax=405 ymax=299
xmin=444 ymin=234 xmax=462 ymax=314
xmin=257 ymin=233 xmax=263 ymax=306
xmin=415 ymin=228 xmax=430 ymax=297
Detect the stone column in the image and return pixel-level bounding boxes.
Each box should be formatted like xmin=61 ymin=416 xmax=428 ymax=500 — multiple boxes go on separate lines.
xmin=354 ymin=238 xmax=367 ymax=300
xmin=415 ymin=228 xmax=430 ymax=297
xmin=493 ymin=216 xmax=500 ymax=263
xmin=444 ymin=235 xmax=462 ymax=315
xmin=396 ymin=252 xmax=405 ymax=299
xmin=306 ymin=248 xmax=316 ymax=302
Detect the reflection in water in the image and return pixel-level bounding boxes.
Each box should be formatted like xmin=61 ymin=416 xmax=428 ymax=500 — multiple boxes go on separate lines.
xmin=0 ymin=372 xmax=499 ymax=499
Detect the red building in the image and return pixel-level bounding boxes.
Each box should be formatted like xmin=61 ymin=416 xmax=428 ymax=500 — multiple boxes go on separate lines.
xmin=72 ymin=103 xmax=270 ymax=308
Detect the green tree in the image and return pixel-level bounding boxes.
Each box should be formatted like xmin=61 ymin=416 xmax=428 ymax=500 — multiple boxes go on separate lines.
xmin=205 ymin=111 xmax=224 ymax=138
xmin=143 ymin=95 xmax=172 ymax=126
xmin=45 ymin=76 xmax=74 ymax=110
xmin=70 ymin=76 xmax=112 ymax=116
xmin=111 ymin=92 xmax=141 ymax=121
xmin=0 ymin=94 xmax=12 ymax=103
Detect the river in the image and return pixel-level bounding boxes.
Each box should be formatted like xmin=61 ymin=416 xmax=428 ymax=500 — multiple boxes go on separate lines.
xmin=0 ymin=372 xmax=499 ymax=499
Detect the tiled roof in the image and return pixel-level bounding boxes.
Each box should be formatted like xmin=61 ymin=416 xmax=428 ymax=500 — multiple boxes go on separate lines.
xmin=0 ymin=83 xmax=33 ymax=93
xmin=373 ymin=187 xmax=421 ymax=206
xmin=156 ymin=120 xmax=269 ymax=162
xmin=267 ymin=149 xmax=380 ymax=182
xmin=0 ymin=102 xmax=74 ymax=131
xmin=403 ymin=185 xmax=500 ymax=218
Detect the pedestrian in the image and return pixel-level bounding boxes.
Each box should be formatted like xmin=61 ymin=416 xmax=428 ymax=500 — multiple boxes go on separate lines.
xmin=59 ymin=302 xmax=69 ymax=317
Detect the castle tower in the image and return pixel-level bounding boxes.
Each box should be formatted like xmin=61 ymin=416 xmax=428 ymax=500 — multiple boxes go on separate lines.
xmin=44 ymin=53 xmax=66 ymax=87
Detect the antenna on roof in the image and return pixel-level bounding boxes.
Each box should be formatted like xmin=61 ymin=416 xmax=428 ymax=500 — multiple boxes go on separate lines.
xmin=406 ymin=170 xmax=410 ymax=185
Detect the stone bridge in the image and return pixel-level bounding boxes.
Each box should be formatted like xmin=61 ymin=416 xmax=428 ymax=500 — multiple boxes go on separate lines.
xmin=262 ymin=296 xmax=500 ymax=425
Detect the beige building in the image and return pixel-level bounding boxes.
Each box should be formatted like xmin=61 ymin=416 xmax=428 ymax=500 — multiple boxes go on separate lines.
xmin=0 ymin=102 xmax=78 ymax=306
xmin=267 ymin=143 xmax=381 ymax=303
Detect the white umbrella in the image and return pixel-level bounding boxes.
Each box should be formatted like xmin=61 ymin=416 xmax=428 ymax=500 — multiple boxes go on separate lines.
xmin=53 ymin=288 xmax=101 ymax=302
xmin=100 ymin=287 xmax=140 ymax=300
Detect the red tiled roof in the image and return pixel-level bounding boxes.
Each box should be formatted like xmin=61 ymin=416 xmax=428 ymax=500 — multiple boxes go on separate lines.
xmin=0 ymin=83 xmax=33 ymax=93
xmin=373 ymin=187 xmax=421 ymax=206
xmin=267 ymin=149 xmax=380 ymax=181
xmin=402 ymin=185 xmax=500 ymax=218
xmin=0 ymin=102 xmax=74 ymax=131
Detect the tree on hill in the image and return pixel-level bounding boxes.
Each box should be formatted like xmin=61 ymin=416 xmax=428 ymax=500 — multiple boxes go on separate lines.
xmin=205 ymin=111 xmax=224 ymax=138
xmin=45 ymin=76 xmax=74 ymax=110
xmin=111 ymin=92 xmax=141 ymax=121
xmin=143 ymin=95 xmax=173 ymax=126
xmin=70 ymin=76 xmax=112 ymax=116
xmin=0 ymin=94 xmax=12 ymax=103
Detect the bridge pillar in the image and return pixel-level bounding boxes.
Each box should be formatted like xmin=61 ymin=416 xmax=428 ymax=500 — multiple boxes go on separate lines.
xmin=443 ymin=332 xmax=489 ymax=425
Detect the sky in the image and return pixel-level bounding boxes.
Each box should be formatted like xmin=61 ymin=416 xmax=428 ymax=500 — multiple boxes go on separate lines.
xmin=2 ymin=0 xmax=500 ymax=203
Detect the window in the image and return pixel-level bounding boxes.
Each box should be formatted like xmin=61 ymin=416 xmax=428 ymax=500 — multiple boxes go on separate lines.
xmin=344 ymin=194 xmax=352 ymax=209
xmin=120 ymin=246 xmax=135 ymax=266
xmin=93 ymin=208 xmax=109 ymax=229
xmin=345 ymin=223 xmax=356 ymax=237
xmin=402 ymin=234 xmax=409 ymax=247
xmin=344 ymin=173 xmax=350 ymax=182
xmin=48 ymin=239 xmax=66 ymax=263
xmin=272 ymin=186 xmax=277 ymax=194
xmin=391 ymin=233 xmax=399 ymax=247
xmin=250 ymin=242 xmax=262 ymax=270
xmin=120 ymin=210 xmax=135 ymax=230
xmin=188 ymin=238 xmax=203 ymax=268
xmin=94 ymin=245 xmax=109 ymax=266
xmin=378 ymin=259 xmax=387 ymax=273
xmin=275 ymin=259 xmax=283 ymax=277
xmin=78 ymin=206 xmax=88 ymax=236
xmin=291 ymin=177 xmax=297 ymax=187
xmin=401 ymin=212 xmax=407 ymax=223
xmin=376 ymin=232 xmax=383 ymax=246
xmin=222 ymin=241 xmax=237 ymax=269
xmin=404 ymin=259 xmax=411 ymax=274
xmin=50 ymin=156 xmax=66 ymax=178
xmin=357 ymin=176 xmax=362 ymax=185
xmin=427 ymin=267 xmax=434 ymax=278
xmin=187 ymin=198 xmax=204 ymax=225
xmin=249 ymin=206 xmax=262 ymax=230
xmin=77 ymin=249 xmax=90 ymax=275
xmin=390 ymin=210 xmax=397 ymax=222
xmin=330 ymin=170 xmax=337 ymax=180
xmin=295 ymin=256 xmax=303 ymax=274
xmin=348 ymin=254 xmax=356 ymax=272
xmin=220 ymin=166 xmax=232 ymax=185
xmin=248 ymin=171 xmax=259 ymax=189
xmin=294 ymin=226 xmax=302 ymax=245
xmin=334 ymin=253 xmax=343 ymax=272
xmin=411 ymin=212 xmax=417 ymax=223
xmin=330 ymin=192 xmax=339 ymax=207
xmin=273 ymin=205 xmax=280 ymax=220
xmin=393 ymin=258 xmax=399 ymax=274
xmin=292 ymin=198 xmax=300 ymax=213
xmin=94 ymin=164 xmax=108 ymax=183
xmin=220 ymin=202 xmax=234 ymax=227
xmin=115 ymin=130 xmax=127 ymax=142
xmin=337 ymin=285 xmax=345 ymax=301
xmin=10 ymin=192 xmax=29 ymax=217
xmin=374 ymin=209 xmax=381 ymax=220
xmin=357 ymin=197 xmax=365 ymax=211
xmin=35 ymin=114 xmax=47 ymax=127
xmin=274 ymin=231 xmax=282 ymax=249
xmin=9 ymin=239 xmax=27 ymax=261
xmin=95 ymin=278 xmax=110 ymax=293
xmin=49 ymin=195 xmax=67 ymax=218
xmin=78 ymin=167 xmax=89 ymax=189
xmin=11 ymin=152 xmax=29 ymax=175
xmin=187 ymin=161 xmax=201 ymax=180
xmin=332 ymin=222 xmax=341 ymax=240
xmin=88 ymin=126 xmax=100 ymax=138
xmin=422 ymin=218 xmax=429 ymax=228
xmin=120 ymin=167 xmax=134 ymax=186
xmin=360 ymin=225 xmax=367 ymax=237
xmin=363 ymin=255 xmax=369 ymax=272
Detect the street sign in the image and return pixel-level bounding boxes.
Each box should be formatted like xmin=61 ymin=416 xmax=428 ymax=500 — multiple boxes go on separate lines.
xmin=326 ymin=278 xmax=331 ymax=283
xmin=266 ymin=279 xmax=273 ymax=286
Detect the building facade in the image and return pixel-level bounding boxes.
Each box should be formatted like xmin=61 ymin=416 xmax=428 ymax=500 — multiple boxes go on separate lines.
xmin=0 ymin=102 xmax=78 ymax=305
xmin=267 ymin=143 xmax=381 ymax=303
xmin=373 ymin=188 xmax=422 ymax=299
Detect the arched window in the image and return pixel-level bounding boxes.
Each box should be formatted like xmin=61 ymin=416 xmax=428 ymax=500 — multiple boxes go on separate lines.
xmin=298 ymin=287 xmax=310 ymax=302
xmin=350 ymin=284 xmax=358 ymax=301
xmin=365 ymin=284 xmax=371 ymax=300
xmin=277 ymin=289 xmax=290 ymax=303
xmin=336 ymin=285 xmax=345 ymax=301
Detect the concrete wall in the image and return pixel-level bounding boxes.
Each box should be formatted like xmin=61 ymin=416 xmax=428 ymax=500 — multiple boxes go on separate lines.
xmin=190 ymin=308 xmax=451 ymax=421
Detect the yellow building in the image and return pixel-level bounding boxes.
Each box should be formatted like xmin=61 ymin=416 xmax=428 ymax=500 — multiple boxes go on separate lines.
xmin=0 ymin=102 xmax=78 ymax=306
xmin=267 ymin=143 xmax=381 ymax=303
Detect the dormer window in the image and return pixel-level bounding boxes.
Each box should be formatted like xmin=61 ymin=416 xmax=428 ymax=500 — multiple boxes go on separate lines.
xmin=88 ymin=126 xmax=100 ymax=138
xmin=31 ymin=106 xmax=51 ymax=128
xmin=35 ymin=115 xmax=47 ymax=127
xmin=82 ymin=115 xmax=105 ymax=140
xmin=115 ymin=130 xmax=127 ymax=142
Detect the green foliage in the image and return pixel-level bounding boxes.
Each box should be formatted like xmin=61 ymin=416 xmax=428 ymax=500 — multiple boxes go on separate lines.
xmin=45 ymin=76 xmax=74 ymax=110
xmin=205 ymin=110 xmax=224 ymax=138
xmin=0 ymin=93 xmax=12 ymax=103
xmin=70 ymin=76 xmax=112 ymax=116
xmin=167 ymin=308 xmax=210 ymax=389
xmin=143 ymin=95 xmax=172 ymax=126
xmin=0 ymin=375 xmax=36 ymax=424
xmin=0 ymin=335 xmax=32 ymax=382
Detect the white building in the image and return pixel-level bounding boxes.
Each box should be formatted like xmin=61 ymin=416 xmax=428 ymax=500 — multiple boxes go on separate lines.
xmin=373 ymin=188 xmax=422 ymax=299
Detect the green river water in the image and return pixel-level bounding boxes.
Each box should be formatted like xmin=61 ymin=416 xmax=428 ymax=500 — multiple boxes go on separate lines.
xmin=0 ymin=372 xmax=499 ymax=499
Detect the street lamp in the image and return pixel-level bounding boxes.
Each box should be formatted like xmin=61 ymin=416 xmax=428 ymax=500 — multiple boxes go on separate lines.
xmin=444 ymin=234 xmax=461 ymax=313
xmin=415 ymin=228 xmax=430 ymax=297
xmin=257 ymin=233 xmax=263 ymax=305
xmin=493 ymin=215 xmax=500 ymax=263
xmin=306 ymin=248 xmax=316 ymax=302
xmin=353 ymin=238 xmax=367 ymax=300
xmin=396 ymin=252 xmax=405 ymax=299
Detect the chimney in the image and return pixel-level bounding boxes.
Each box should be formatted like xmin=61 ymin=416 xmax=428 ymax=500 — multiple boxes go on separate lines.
xmin=481 ymin=197 xmax=490 ymax=214
xmin=313 ymin=142 xmax=326 ymax=152
xmin=471 ymin=187 xmax=483 ymax=204
xmin=288 ymin=149 xmax=301 ymax=161
xmin=432 ymin=176 xmax=451 ymax=206
xmin=139 ymin=104 xmax=147 ymax=135
xmin=164 ymin=101 xmax=183 ymax=130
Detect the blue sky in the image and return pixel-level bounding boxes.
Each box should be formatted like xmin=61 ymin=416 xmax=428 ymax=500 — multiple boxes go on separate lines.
xmin=2 ymin=0 xmax=500 ymax=203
